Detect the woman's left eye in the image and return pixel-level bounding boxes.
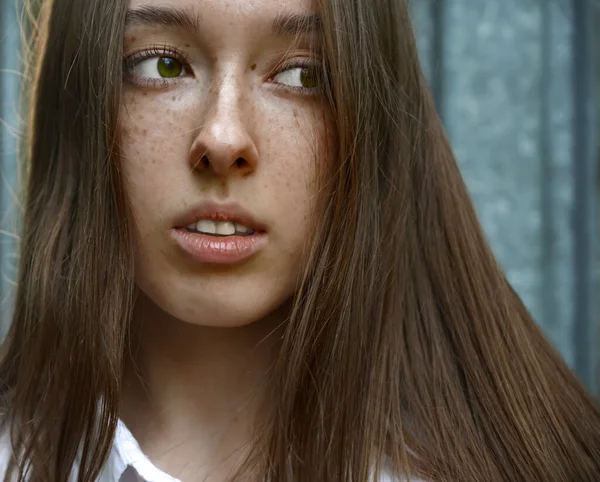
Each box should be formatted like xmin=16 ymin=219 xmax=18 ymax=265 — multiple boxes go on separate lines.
xmin=273 ymin=65 xmax=323 ymax=91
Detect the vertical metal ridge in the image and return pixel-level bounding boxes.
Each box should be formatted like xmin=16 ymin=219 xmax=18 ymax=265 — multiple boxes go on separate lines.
xmin=539 ymin=1 xmax=557 ymax=338
xmin=571 ymin=0 xmax=596 ymax=390
xmin=0 ymin=0 xmax=9 ymax=333
xmin=431 ymin=0 xmax=446 ymax=120
xmin=0 ymin=0 xmax=22 ymax=335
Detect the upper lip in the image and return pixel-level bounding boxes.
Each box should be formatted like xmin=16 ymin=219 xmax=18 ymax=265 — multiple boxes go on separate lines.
xmin=173 ymin=200 xmax=266 ymax=232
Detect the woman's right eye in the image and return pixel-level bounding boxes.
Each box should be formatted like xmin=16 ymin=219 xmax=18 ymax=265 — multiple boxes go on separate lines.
xmin=133 ymin=56 xmax=185 ymax=80
xmin=124 ymin=48 xmax=191 ymax=87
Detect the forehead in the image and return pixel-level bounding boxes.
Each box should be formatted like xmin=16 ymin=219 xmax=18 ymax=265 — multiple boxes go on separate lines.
xmin=126 ymin=0 xmax=317 ymax=28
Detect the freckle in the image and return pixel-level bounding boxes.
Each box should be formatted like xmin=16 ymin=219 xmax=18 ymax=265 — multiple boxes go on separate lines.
xmin=250 ymin=63 xmax=257 ymax=71
xmin=172 ymin=95 xmax=177 ymax=101
xmin=142 ymin=92 xmax=147 ymax=96
xmin=142 ymin=129 xmax=148 ymax=135
xmin=185 ymin=43 xmax=190 ymax=47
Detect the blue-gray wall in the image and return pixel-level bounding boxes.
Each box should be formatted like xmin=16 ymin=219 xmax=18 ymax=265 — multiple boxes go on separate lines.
xmin=0 ymin=1 xmax=598 ymax=392
xmin=412 ymin=0 xmax=599 ymax=392
xmin=0 ymin=0 xmax=21 ymax=340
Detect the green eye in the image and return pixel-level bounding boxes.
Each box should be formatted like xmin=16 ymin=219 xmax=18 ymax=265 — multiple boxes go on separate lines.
xmin=157 ymin=57 xmax=183 ymax=78
xmin=274 ymin=64 xmax=323 ymax=91
xmin=299 ymin=66 xmax=321 ymax=89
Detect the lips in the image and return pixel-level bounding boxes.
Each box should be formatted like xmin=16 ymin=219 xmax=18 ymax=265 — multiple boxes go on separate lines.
xmin=173 ymin=200 xmax=266 ymax=233
xmin=170 ymin=200 xmax=267 ymax=265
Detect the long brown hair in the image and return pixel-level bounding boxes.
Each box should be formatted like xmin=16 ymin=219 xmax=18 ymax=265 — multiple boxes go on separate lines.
xmin=1 ymin=0 xmax=599 ymax=481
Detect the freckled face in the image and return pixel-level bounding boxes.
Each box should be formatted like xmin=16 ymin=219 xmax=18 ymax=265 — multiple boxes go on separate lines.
xmin=119 ymin=0 xmax=333 ymax=327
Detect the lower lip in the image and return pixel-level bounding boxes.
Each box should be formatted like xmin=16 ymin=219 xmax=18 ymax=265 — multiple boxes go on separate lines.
xmin=171 ymin=228 xmax=267 ymax=264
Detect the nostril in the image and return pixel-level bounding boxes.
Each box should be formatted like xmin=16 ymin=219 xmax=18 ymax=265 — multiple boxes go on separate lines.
xmin=201 ymin=155 xmax=210 ymax=167
xmin=235 ymin=157 xmax=246 ymax=168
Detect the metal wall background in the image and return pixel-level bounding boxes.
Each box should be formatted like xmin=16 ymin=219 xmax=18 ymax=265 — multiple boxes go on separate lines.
xmin=0 ymin=1 xmax=598 ymax=391
xmin=0 ymin=0 xmax=20 ymax=340
xmin=412 ymin=0 xmax=598 ymax=392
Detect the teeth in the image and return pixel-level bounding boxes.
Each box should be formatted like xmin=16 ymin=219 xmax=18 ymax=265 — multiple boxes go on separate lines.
xmin=190 ymin=219 xmax=254 ymax=236
xmin=215 ymin=221 xmax=235 ymax=236
xmin=234 ymin=223 xmax=252 ymax=234
xmin=196 ymin=220 xmax=216 ymax=235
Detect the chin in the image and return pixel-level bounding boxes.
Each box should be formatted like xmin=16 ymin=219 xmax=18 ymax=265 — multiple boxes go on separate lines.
xmin=134 ymin=274 xmax=293 ymax=329
xmin=171 ymin=304 xmax=277 ymax=329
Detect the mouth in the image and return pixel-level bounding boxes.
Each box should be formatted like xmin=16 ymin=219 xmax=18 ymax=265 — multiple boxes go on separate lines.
xmin=185 ymin=219 xmax=256 ymax=237
xmin=171 ymin=201 xmax=267 ymax=265
xmin=174 ymin=200 xmax=266 ymax=234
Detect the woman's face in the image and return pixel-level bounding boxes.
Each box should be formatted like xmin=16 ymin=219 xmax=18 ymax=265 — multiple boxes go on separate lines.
xmin=119 ymin=0 xmax=332 ymax=327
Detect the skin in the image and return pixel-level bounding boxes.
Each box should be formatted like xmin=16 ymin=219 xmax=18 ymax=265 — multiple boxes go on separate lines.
xmin=118 ymin=0 xmax=332 ymax=479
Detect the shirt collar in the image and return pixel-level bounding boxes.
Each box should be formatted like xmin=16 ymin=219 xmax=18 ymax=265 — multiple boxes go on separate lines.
xmin=104 ymin=420 xmax=411 ymax=482
xmin=102 ymin=420 xmax=181 ymax=482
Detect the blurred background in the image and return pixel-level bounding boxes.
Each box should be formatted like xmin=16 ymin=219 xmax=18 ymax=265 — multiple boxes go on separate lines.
xmin=0 ymin=0 xmax=598 ymax=394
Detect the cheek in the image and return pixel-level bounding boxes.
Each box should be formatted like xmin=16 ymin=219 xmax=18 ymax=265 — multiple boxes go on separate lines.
xmin=268 ymin=115 xmax=314 ymax=199
xmin=119 ymin=89 xmax=193 ymax=160
xmin=281 ymin=104 xmax=328 ymax=169
xmin=119 ymin=96 xmax=155 ymax=186
xmin=120 ymin=99 xmax=178 ymax=171
xmin=279 ymin=107 xmax=332 ymax=195
xmin=262 ymin=106 xmax=334 ymax=255
xmin=118 ymin=96 xmax=192 ymax=224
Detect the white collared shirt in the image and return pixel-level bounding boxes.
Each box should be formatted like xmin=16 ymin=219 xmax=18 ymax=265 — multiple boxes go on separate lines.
xmin=0 ymin=419 xmax=416 ymax=481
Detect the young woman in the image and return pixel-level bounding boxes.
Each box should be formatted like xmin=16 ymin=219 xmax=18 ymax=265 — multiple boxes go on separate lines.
xmin=0 ymin=0 xmax=599 ymax=480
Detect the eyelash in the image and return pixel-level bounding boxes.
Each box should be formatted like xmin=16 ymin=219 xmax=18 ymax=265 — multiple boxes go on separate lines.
xmin=269 ymin=58 xmax=323 ymax=95
xmin=123 ymin=45 xmax=324 ymax=95
xmin=123 ymin=44 xmax=191 ymax=89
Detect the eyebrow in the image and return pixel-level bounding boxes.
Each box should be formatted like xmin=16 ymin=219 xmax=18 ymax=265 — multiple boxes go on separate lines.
xmin=125 ymin=6 xmax=201 ymax=34
xmin=271 ymin=12 xmax=322 ymax=36
xmin=125 ymin=6 xmax=322 ymax=37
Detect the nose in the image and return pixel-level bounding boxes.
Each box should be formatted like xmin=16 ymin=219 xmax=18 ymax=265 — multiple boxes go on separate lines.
xmin=188 ymin=80 xmax=258 ymax=177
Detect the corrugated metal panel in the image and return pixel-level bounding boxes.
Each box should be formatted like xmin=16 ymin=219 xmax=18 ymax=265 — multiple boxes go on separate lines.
xmin=412 ymin=0 xmax=598 ymax=391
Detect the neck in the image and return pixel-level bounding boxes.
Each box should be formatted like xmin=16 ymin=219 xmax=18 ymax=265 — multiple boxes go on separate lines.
xmin=121 ymin=293 xmax=285 ymax=480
